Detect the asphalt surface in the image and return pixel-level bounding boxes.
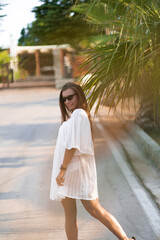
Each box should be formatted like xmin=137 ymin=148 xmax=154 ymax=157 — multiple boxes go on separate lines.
xmin=0 ymin=88 xmax=159 ymax=240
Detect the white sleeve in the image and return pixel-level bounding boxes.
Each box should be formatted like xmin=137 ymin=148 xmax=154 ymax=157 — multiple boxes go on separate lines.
xmin=63 ymin=109 xmax=94 ymax=155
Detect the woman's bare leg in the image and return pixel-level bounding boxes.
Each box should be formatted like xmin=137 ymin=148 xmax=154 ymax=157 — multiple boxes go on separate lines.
xmin=62 ymin=197 xmax=78 ymax=240
xmin=81 ymin=199 xmax=131 ymax=240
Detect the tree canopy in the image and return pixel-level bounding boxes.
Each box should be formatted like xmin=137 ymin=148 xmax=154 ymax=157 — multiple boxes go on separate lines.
xmin=18 ymin=0 xmax=99 ymax=48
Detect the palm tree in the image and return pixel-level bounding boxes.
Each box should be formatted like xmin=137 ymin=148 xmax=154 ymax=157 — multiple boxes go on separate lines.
xmin=73 ymin=0 xmax=160 ymax=130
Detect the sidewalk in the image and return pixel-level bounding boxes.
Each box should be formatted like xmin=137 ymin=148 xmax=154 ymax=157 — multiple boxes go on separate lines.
xmin=0 ymin=80 xmax=55 ymax=89
xmin=98 ymin=103 xmax=160 ymax=210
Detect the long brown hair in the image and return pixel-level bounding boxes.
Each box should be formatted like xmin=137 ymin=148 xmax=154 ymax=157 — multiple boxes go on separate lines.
xmin=59 ymin=81 xmax=93 ymax=135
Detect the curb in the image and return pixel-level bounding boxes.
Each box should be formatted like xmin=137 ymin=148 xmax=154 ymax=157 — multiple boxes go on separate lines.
xmin=116 ymin=112 xmax=160 ymax=170
xmin=98 ymin=107 xmax=160 ymax=211
xmin=125 ymin=123 xmax=160 ymax=170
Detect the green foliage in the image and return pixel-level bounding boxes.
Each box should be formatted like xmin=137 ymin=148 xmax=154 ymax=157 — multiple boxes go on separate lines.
xmin=0 ymin=50 xmax=10 ymax=65
xmin=0 ymin=49 xmax=10 ymax=83
xmin=18 ymin=0 xmax=99 ymax=48
xmin=74 ymin=0 xmax=160 ymax=127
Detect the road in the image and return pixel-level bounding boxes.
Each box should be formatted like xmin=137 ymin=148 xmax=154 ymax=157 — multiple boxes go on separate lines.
xmin=0 ymin=88 xmax=159 ymax=240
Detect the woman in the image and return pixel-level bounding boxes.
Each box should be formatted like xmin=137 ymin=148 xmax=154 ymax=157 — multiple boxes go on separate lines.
xmin=50 ymin=82 xmax=136 ymax=240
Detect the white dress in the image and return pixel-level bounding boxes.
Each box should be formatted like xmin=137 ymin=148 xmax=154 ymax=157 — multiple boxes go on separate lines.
xmin=50 ymin=108 xmax=98 ymax=201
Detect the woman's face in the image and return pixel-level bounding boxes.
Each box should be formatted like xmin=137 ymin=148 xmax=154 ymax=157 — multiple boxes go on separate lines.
xmin=62 ymin=88 xmax=78 ymax=112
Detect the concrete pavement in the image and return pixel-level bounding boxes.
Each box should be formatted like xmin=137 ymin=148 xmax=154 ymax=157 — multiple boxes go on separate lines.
xmin=98 ymin=105 xmax=160 ymax=210
xmin=0 ymin=88 xmax=159 ymax=240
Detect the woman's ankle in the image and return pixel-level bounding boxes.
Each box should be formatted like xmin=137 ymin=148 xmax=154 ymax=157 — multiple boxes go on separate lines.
xmin=120 ymin=236 xmax=128 ymax=240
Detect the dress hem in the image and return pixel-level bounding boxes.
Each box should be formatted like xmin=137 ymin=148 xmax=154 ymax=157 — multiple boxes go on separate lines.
xmin=50 ymin=192 xmax=99 ymax=201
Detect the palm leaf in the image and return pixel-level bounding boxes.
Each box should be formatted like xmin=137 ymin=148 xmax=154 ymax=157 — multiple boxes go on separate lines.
xmin=75 ymin=0 xmax=160 ymax=126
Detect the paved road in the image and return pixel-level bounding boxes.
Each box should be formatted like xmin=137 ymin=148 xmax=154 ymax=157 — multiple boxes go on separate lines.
xmin=0 ymin=88 xmax=159 ymax=240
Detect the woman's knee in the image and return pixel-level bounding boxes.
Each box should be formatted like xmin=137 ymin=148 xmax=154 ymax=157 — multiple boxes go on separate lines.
xmin=62 ymin=197 xmax=76 ymax=208
xmin=62 ymin=198 xmax=77 ymax=216
xmin=81 ymin=199 xmax=105 ymax=219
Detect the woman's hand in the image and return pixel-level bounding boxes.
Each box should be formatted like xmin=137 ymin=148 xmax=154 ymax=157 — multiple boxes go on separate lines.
xmin=56 ymin=170 xmax=65 ymax=186
xmin=56 ymin=148 xmax=76 ymax=186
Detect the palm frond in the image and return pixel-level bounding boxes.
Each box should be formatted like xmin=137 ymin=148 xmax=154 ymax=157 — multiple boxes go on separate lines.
xmin=74 ymin=0 xmax=160 ymax=125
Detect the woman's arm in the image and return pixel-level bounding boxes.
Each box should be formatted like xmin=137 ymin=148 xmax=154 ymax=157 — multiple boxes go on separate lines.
xmin=61 ymin=148 xmax=76 ymax=169
xmin=56 ymin=148 xmax=76 ymax=186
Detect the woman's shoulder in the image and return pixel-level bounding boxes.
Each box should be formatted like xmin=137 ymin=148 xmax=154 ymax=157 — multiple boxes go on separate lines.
xmin=72 ymin=108 xmax=88 ymax=118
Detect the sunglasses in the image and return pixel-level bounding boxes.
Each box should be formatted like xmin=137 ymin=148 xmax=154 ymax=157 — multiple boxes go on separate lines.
xmin=62 ymin=93 xmax=77 ymax=103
